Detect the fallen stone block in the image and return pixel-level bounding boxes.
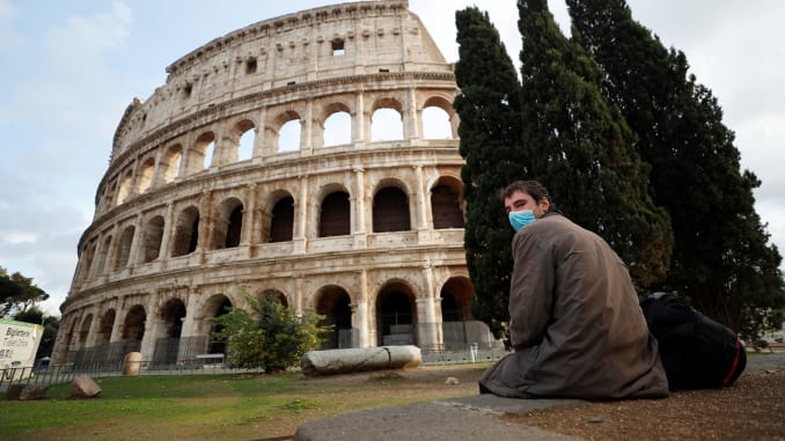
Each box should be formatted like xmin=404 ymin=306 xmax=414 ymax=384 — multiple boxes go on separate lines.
xmin=300 ymin=346 xmax=421 ymax=376
xmin=19 ymin=384 xmax=49 ymax=400
xmin=71 ymin=375 xmax=102 ymax=399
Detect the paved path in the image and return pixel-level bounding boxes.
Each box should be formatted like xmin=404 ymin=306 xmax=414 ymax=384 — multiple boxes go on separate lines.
xmin=294 ymin=353 xmax=785 ymax=441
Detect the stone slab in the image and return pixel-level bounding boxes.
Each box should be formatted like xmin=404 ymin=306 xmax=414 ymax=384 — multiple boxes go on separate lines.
xmin=294 ymin=396 xmax=581 ymax=441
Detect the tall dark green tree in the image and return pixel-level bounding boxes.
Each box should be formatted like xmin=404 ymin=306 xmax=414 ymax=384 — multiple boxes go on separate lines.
xmin=567 ymin=0 xmax=785 ymax=338
xmin=1 ymin=266 xmax=49 ymax=318
xmin=518 ymin=0 xmax=672 ymax=289
xmin=454 ymin=7 xmax=525 ymax=337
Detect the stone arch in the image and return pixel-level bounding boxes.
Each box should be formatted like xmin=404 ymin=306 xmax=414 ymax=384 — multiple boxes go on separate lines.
xmin=232 ymin=119 xmax=256 ymax=162
xmin=372 ymin=182 xmax=411 ymax=232
xmin=315 ymin=285 xmax=353 ymax=349
xmin=266 ymin=191 xmax=295 ymax=243
xmin=122 ymin=305 xmax=146 ymax=341
xmin=439 ymin=276 xmax=475 ymax=350
xmin=95 ymin=308 xmax=116 ymax=345
xmin=139 ymin=215 xmax=165 ymax=263
xmin=136 ymin=157 xmax=156 ymax=194
xmin=79 ymin=241 xmax=97 ymax=282
xmin=440 ymin=277 xmax=473 ymax=322
xmin=113 ymin=225 xmax=136 ymax=271
xmin=258 ymin=288 xmax=289 ymax=307
xmin=431 ymin=176 xmax=464 ymax=229
xmin=185 ymin=131 xmax=216 ymax=174
xmin=212 ymin=197 xmax=244 ymax=250
xmin=78 ymin=313 xmax=93 ymax=348
xmin=422 ymin=95 xmax=457 ymax=139
xmin=319 ymin=187 xmax=351 ymax=237
xmin=171 ymin=206 xmax=200 ymax=257
xmin=203 ymin=294 xmax=233 ymax=354
xmin=161 ymin=144 xmax=183 ymax=183
xmin=63 ymin=317 xmax=79 ymax=354
xmin=322 ymin=102 xmax=352 ymax=147
xmin=371 ymin=98 xmax=404 ymax=142
xmin=275 ymin=110 xmax=302 ymax=152
xmin=116 ymin=171 xmax=133 ymax=205
xmin=94 ymin=235 xmax=113 ymax=276
xmin=153 ymin=298 xmax=187 ymax=366
xmin=376 ymin=280 xmax=417 ymax=346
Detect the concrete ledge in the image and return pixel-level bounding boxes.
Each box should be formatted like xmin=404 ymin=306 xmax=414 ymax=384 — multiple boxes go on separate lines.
xmin=294 ymin=394 xmax=581 ymax=441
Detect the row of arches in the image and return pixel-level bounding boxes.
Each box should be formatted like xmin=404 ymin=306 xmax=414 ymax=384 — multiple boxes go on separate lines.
xmin=78 ymin=176 xmax=464 ymax=283
xmin=61 ymin=276 xmax=474 ymax=363
xmin=105 ymin=95 xmax=456 ymax=211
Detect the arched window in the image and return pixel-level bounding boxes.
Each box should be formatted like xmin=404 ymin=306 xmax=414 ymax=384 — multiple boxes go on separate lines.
xmin=79 ymin=314 xmax=93 ymax=348
xmin=235 ymin=120 xmax=255 ymax=162
xmin=137 ymin=158 xmax=155 ymax=194
xmin=184 ymin=132 xmax=216 ymax=175
xmin=94 ymin=236 xmax=113 ymax=276
xmin=205 ymin=295 xmax=233 ymax=354
xmin=237 ymin=129 xmax=254 ymax=161
xmin=212 ymin=198 xmax=244 ymax=249
xmin=116 ymin=172 xmax=132 ymax=205
xmin=153 ymin=299 xmax=187 ymax=366
xmin=371 ymin=107 xmax=403 ymax=142
xmin=376 ymin=282 xmax=416 ymax=346
xmin=122 ymin=305 xmax=146 ymax=341
xmin=422 ymin=106 xmax=452 ymax=139
xmin=316 ymin=286 xmax=353 ymax=349
xmin=171 ymin=206 xmax=200 ymax=257
xmin=113 ymin=226 xmax=135 ymax=271
xmin=162 ymin=145 xmax=183 ymax=183
xmin=95 ymin=309 xmax=116 ymax=345
xmin=323 ymin=111 xmax=351 ymax=147
xmin=269 ymin=196 xmax=294 ymax=242
xmin=431 ymin=179 xmax=464 ymax=229
xmin=79 ymin=242 xmax=96 ymax=282
xmin=373 ymin=186 xmax=410 ymax=232
xmin=278 ymin=118 xmax=301 ymax=152
xmin=319 ymin=191 xmax=350 ymax=237
xmin=140 ymin=216 xmax=165 ymax=263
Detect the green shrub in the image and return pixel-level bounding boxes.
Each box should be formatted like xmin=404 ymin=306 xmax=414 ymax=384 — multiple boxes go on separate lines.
xmin=212 ymin=291 xmax=328 ymax=372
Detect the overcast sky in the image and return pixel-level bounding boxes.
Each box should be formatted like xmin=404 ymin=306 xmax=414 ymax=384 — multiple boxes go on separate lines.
xmin=1 ymin=0 xmax=783 ymax=317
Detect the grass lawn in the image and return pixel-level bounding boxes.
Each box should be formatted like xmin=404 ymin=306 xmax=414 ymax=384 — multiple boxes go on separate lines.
xmin=0 ymin=363 xmax=488 ymax=440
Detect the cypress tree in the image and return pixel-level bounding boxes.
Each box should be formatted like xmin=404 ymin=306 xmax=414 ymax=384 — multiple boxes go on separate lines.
xmin=567 ymin=0 xmax=785 ymax=337
xmin=518 ymin=0 xmax=673 ymax=289
xmin=454 ymin=7 xmax=525 ymax=338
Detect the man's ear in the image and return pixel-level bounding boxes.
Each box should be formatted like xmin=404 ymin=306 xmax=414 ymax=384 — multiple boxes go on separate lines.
xmin=539 ymin=197 xmax=551 ymax=213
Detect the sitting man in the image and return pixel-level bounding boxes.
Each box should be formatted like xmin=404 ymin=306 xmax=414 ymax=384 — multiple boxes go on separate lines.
xmin=479 ymin=180 xmax=668 ymax=399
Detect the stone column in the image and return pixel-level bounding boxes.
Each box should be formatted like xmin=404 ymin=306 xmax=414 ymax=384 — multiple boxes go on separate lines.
xmin=404 ymin=87 xmax=420 ymax=141
xmin=198 ymin=190 xmax=213 ymax=263
xmin=253 ymin=107 xmax=267 ymax=160
xmin=303 ymin=99 xmax=314 ymax=154
xmin=352 ymin=167 xmax=367 ymax=248
xmin=158 ymin=203 xmax=175 ymax=269
xmin=414 ymin=165 xmax=429 ymax=231
xmin=242 ymin=183 xmax=257 ymax=257
xmin=139 ymin=295 xmax=159 ymax=362
xmin=294 ymin=275 xmax=304 ymax=315
xmin=294 ymin=176 xmax=308 ymax=254
xmin=84 ymin=306 xmax=101 ymax=348
xmin=354 ymin=269 xmax=370 ymax=347
xmin=354 ymin=92 xmax=367 ymax=144
xmin=109 ymin=300 xmax=125 ymax=343
xmin=417 ymin=264 xmax=440 ymax=351
xmin=125 ymin=215 xmax=143 ymax=275
xmin=178 ymin=291 xmax=203 ymax=359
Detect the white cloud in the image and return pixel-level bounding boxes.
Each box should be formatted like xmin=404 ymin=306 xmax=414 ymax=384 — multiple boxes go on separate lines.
xmin=2 ymin=232 xmax=38 ymax=244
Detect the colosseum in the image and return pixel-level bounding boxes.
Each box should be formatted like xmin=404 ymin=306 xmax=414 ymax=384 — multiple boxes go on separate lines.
xmin=53 ymin=0 xmax=498 ymax=367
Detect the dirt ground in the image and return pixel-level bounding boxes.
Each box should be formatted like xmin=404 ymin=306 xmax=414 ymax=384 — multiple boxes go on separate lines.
xmin=507 ymin=368 xmax=785 ymax=440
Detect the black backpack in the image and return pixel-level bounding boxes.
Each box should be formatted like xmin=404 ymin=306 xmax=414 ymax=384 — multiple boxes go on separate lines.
xmin=640 ymin=293 xmax=746 ymax=390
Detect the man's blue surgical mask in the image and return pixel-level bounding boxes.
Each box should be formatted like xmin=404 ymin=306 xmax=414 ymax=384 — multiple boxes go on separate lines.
xmin=509 ymin=209 xmax=536 ymax=232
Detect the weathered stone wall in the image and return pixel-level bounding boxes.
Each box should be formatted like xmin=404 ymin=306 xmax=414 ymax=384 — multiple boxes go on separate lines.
xmin=53 ymin=0 xmax=478 ymax=365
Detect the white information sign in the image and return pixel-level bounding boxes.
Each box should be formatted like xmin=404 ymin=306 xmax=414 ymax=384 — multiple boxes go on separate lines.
xmin=0 ymin=319 xmax=43 ymax=379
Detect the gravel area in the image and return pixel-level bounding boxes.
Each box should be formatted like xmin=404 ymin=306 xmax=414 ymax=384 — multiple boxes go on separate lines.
xmin=507 ymin=354 xmax=785 ymax=441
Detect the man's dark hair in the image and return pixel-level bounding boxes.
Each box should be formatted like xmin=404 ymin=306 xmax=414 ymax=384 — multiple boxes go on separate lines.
xmin=500 ymin=180 xmax=552 ymax=210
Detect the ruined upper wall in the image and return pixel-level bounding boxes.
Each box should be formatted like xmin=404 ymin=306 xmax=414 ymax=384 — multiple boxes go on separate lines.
xmin=111 ymin=0 xmax=450 ymax=162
